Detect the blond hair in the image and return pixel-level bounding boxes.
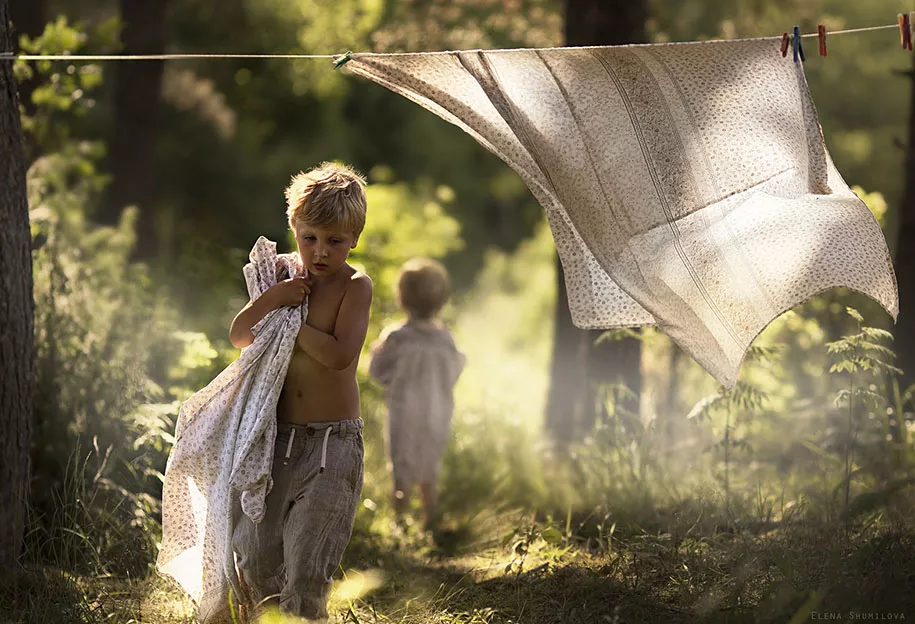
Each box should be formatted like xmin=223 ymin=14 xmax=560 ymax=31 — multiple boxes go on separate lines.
xmin=396 ymin=258 xmax=450 ymax=320
xmin=285 ymin=162 xmax=367 ymax=240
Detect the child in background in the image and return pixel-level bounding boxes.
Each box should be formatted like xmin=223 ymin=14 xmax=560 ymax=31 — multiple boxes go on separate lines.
xmin=369 ymin=258 xmax=466 ymax=532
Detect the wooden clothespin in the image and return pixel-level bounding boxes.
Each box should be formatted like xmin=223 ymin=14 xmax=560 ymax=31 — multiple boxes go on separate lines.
xmin=792 ymin=25 xmax=806 ymax=63
xmin=333 ymin=50 xmax=353 ymax=70
xmin=905 ymin=14 xmax=914 ymax=51
xmin=817 ymin=25 xmax=827 ymax=56
xmin=781 ymin=32 xmax=790 ymax=57
xmin=900 ymin=14 xmax=908 ymax=48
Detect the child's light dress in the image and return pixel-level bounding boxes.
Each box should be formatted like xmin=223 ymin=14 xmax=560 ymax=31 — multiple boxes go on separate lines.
xmin=370 ymin=321 xmax=465 ymax=486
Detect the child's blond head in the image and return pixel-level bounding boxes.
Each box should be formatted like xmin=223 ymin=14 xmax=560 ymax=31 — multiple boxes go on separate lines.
xmin=285 ymin=162 xmax=367 ymax=242
xmin=396 ymin=258 xmax=450 ymax=320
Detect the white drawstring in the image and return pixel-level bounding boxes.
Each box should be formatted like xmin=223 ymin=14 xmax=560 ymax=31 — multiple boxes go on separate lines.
xmin=283 ymin=427 xmax=296 ymax=465
xmin=319 ymin=426 xmax=332 ymax=474
xmin=281 ymin=423 xmax=341 ymax=472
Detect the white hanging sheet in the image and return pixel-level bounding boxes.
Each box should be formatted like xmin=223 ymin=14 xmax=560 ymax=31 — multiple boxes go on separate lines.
xmin=344 ymin=39 xmax=898 ymax=386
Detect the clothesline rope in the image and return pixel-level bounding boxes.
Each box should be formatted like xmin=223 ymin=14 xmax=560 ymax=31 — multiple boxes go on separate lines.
xmin=0 ymin=22 xmax=901 ymax=61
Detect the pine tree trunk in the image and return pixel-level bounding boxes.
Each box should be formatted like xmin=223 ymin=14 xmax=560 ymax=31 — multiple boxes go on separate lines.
xmin=565 ymin=0 xmax=647 ymax=47
xmin=895 ymin=59 xmax=915 ymax=407
xmin=0 ymin=0 xmax=35 ymax=567
xmin=101 ymin=0 xmax=167 ymax=258
xmin=545 ymin=0 xmax=647 ymax=445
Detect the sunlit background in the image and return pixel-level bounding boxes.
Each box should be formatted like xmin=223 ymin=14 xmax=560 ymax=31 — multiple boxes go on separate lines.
xmin=7 ymin=0 xmax=915 ymax=622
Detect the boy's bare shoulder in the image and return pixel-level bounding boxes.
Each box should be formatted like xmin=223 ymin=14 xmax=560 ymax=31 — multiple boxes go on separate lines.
xmin=344 ymin=266 xmax=373 ymax=300
xmin=346 ymin=265 xmax=373 ymax=288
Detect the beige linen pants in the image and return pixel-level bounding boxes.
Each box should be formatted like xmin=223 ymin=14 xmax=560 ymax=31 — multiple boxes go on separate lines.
xmin=232 ymin=418 xmax=364 ymax=620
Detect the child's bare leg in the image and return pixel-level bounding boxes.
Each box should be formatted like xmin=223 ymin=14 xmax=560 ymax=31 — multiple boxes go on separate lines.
xmin=419 ymin=482 xmax=438 ymax=531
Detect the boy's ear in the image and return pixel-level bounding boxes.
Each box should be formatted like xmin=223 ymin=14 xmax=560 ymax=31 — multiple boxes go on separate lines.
xmin=350 ymin=235 xmax=359 ymax=249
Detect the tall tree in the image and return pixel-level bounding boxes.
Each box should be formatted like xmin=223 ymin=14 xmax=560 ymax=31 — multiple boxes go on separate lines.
xmin=545 ymin=0 xmax=647 ymax=446
xmin=0 ymin=0 xmax=34 ymax=567
xmin=101 ymin=0 xmax=167 ymax=257
xmin=894 ymin=57 xmax=915 ymax=406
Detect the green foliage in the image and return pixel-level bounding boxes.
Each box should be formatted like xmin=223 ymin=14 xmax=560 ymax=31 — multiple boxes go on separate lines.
xmin=17 ymin=2 xmax=915 ymax=621
xmin=687 ymin=347 xmax=778 ymax=424
xmin=825 ymin=307 xmax=914 ymax=524
xmin=652 ymin=0 xmax=811 ymax=42
xmin=27 ymin=150 xmax=211 ymax=575
xmin=23 ymin=22 xmax=223 ymax=578
xmin=430 ymin=220 xmax=556 ymax=522
xmin=853 ymin=184 xmax=889 ymax=228
xmin=500 ymin=518 xmax=565 ymax=576
xmin=350 ymin=170 xmax=465 ymax=341
xmin=352 ymin=219 xmax=555 ymax=543
xmin=372 ymin=0 xmax=562 ymax=52
xmin=827 ymin=307 xmax=899 ymax=378
xmin=686 ymin=346 xmax=778 ymax=515
xmin=16 ymin=16 xmax=118 ymax=154
xmin=152 ymin=0 xmax=550 ymax=337
xmin=573 ymin=378 xmax=657 ymax=503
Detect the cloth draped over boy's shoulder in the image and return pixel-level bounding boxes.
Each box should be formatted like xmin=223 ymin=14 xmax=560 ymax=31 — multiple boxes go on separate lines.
xmin=343 ymin=39 xmax=899 ymax=387
xmin=157 ymin=237 xmax=305 ymax=622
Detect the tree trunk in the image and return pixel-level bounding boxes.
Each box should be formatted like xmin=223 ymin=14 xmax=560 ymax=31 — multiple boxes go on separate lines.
xmin=546 ymin=262 xmax=592 ymax=446
xmin=0 ymin=0 xmax=34 ymax=567
xmin=101 ymin=0 xmax=167 ymax=258
xmin=895 ymin=60 xmax=915 ymax=410
xmin=545 ymin=0 xmax=647 ymax=445
xmin=565 ymin=0 xmax=647 ymax=47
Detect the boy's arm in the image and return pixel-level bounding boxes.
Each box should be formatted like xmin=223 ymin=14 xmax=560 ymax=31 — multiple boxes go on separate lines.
xmin=296 ymin=274 xmax=373 ymax=371
xmin=230 ymin=276 xmax=310 ymax=348
xmin=449 ymin=349 xmax=467 ymax=387
xmin=445 ymin=332 xmax=467 ymax=386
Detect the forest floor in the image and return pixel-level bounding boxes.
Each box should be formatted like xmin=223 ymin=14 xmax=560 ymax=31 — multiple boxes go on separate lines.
xmin=6 ymin=508 xmax=915 ymax=624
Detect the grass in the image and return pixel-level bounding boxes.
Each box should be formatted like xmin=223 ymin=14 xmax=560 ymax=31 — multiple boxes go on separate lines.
xmin=7 ymin=503 xmax=915 ymax=623
xmin=9 ymin=231 xmax=915 ymax=623
xmin=8 ymin=363 xmax=915 ymax=624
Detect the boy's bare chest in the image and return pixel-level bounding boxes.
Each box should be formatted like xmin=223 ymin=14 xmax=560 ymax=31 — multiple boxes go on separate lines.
xmin=305 ymin=282 xmax=347 ymax=334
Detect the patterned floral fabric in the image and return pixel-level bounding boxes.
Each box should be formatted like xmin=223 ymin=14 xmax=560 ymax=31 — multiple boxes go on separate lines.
xmin=344 ymin=39 xmax=898 ymax=386
xmin=157 ymin=237 xmax=306 ymax=622
xmin=369 ymin=321 xmax=466 ymax=485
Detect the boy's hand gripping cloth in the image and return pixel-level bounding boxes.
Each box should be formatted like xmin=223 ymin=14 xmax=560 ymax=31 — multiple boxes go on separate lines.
xmin=157 ymin=237 xmax=306 ymax=622
xmin=344 ymin=39 xmax=898 ymax=387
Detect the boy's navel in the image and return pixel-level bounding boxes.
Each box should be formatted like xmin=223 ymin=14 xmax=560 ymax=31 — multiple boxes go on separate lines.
xmin=297 ymin=390 xmax=304 ymax=398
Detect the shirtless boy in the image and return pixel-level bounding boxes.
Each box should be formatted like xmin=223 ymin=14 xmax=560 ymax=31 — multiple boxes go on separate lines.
xmin=228 ymin=162 xmax=372 ymax=621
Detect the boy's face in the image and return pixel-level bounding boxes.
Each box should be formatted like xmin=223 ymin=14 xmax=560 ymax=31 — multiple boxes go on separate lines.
xmin=294 ymin=221 xmax=357 ymax=277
